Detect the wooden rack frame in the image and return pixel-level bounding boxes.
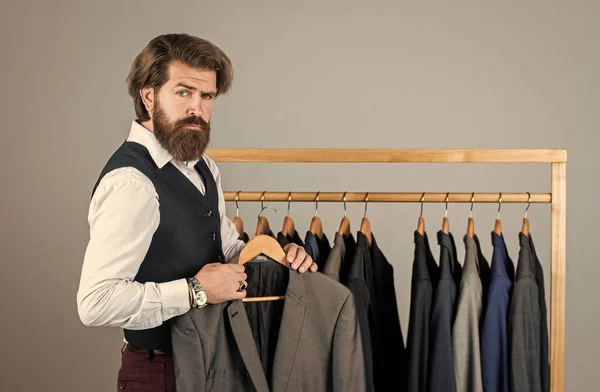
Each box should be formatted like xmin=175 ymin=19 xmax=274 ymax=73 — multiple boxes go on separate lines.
xmin=206 ymin=148 xmax=567 ymax=392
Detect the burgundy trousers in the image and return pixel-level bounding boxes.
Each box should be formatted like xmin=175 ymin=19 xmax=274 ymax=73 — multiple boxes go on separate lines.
xmin=117 ymin=344 xmax=176 ymax=391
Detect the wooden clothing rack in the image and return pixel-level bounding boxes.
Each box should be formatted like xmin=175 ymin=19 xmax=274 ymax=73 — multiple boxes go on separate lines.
xmin=205 ymin=148 xmax=567 ymax=392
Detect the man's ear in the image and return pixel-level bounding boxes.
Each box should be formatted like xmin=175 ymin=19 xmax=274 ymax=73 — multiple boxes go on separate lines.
xmin=140 ymin=87 xmax=155 ymax=117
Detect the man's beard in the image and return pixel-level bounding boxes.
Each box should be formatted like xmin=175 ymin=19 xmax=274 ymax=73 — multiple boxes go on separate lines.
xmin=152 ymin=100 xmax=211 ymax=162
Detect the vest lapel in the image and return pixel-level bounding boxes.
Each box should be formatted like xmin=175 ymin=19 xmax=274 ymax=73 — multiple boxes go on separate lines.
xmin=271 ymin=272 xmax=306 ymax=391
xmin=226 ymin=301 xmax=270 ymax=392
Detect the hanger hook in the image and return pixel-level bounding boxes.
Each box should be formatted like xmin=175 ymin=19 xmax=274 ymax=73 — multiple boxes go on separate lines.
xmin=343 ymin=191 xmax=348 ymax=217
xmin=314 ymin=191 xmax=320 ymax=217
xmin=497 ymin=192 xmax=502 ymax=219
xmin=525 ymin=191 xmax=531 ymax=218
xmin=259 ymin=204 xmax=279 ymax=218
xmin=257 ymin=204 xmax=279 ymax=233
xmin=445 ymin=192 xmax=450 ymax=218
xmin=470 ymin=192 xmax=475 ymax=218
xmin=261 ymin=191 xmax=266 ymax=210
xmin=235 ymin=190 xmax=241 ymax=217
xmin=364 ymin=192 xmax=369 ymax=217
xmin=420 ymin=192 xmax=425 ymax=217
xmin=287 ymin=191 xmax=292 ymax=216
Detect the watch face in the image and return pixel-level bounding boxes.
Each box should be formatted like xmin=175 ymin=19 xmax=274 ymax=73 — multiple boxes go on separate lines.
xmin=197 ymin=290 xmax=208 ymax=305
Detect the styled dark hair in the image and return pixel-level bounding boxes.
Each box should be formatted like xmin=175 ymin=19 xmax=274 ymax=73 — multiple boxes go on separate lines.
xmin=127 ymin=33 xmax=233 ymax=121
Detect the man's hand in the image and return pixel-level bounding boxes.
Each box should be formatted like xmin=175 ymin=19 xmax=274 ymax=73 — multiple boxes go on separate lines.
xmin=194 ymin=263 xmax=247 ymax=304
xmin=283 ymin=243 xmax=317 ymax=273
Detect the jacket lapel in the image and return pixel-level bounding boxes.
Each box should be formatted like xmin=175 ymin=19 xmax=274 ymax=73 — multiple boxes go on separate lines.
xmin=226 ymin=301 xmax=270 ymax=392
xmin=271 ymin=271 xmax=306 ymax=391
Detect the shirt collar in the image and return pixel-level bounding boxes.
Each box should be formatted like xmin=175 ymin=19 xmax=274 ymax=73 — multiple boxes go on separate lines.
xmin=126 ymin=120 xmax=199 ymax=169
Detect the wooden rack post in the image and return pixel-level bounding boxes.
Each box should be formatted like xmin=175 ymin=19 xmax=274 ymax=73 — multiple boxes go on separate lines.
xmin=206 ymin=148 xmax=567 ymax=392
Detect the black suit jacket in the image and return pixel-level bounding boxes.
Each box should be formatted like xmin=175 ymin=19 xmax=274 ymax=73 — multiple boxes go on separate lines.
xmin=428 ymin=230 xmax=462 ymax=392
xmin=407 ymin=231 xmax=439 ymax=392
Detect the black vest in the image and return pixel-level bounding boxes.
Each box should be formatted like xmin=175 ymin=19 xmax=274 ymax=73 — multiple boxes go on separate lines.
xmin=91 ymin=141 xmax=224 ymax=351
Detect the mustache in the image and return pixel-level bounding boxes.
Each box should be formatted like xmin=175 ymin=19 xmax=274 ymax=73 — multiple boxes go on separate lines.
xmin=177 ymin=116 xmax=210 ymax=129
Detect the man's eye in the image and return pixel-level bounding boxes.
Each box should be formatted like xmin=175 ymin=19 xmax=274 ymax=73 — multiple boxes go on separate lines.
xmin=177 ymin=90 xmax=189 ymax=97
xmin=202 ymin=94 xmax=214 ymax=100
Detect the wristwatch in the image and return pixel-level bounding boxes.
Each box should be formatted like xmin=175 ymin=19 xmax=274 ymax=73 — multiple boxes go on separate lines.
xmin=186 ymin=277 xmax=208 ymax=308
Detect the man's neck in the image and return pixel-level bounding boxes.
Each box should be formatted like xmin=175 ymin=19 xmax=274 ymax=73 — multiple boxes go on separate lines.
xmin=140 ymin=119 xmax=154 ymax=132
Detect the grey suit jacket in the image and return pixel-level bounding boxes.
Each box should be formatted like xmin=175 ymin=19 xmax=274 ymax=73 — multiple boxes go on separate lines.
xmin=171 ymin=259 xmax=366 ymax=392
xmin=453 ymin=235 xmax=487 ymax=392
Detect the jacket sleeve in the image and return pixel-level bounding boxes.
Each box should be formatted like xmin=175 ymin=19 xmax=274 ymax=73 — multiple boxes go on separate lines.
xmin=171 ymin=313 xmax=206 ymax=392
xmin=332 ymin=292 xmax=367 ymax=392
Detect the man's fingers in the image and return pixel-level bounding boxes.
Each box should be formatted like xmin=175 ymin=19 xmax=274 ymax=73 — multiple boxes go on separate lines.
xmin=231 ymin=290 xmax=247 ymax=300
xmin=286 ymin=246 xmax=298 ymax=267
xmin=228 ymin=263 xmax=245 ymax=272
xmin=309 ymin=262 xmax=318 ymax=272
xmin=292 ymin=247 xmax=307 ymax=270
xmin=233 ymin=280 xmax=248 ymax=293
xmin=236 ymin=272 xmax=247 ymax=281
xmin=298 ymin=253 xmax=313 ymax=273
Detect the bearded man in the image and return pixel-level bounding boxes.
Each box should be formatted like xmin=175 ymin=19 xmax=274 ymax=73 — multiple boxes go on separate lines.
xmin=76 ymin=33 xmax=316 ymax=391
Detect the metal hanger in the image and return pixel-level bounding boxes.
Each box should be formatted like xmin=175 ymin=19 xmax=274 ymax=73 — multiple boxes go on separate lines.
xmin=281 ymin=191 xmax=296 ymax=236
xmin=417 ymin=192 xmax=425 ymax=235
xmin=360 ymin=192 xmax=372 ymax=245
xmin=494 ymin=192 xmax=502 ymax=235
xmin=338 ymin=191 xmax=351 ymax=236
xmin=467 ymin=192 xmax=475 ymax=237
xmin=309 ymin=191 xmax=324 ymax=239
xmin=522 ymin=191 xmax=531 ymax=236
xmin=442 ymin=191 xmax=450 ymax=234
xmin=255 ymin=191 xmax=274 ymax=236
xmin=233 ymin=191 xmax=244 ymax=236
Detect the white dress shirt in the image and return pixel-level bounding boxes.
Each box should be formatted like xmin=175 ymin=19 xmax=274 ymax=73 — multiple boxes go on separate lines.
xmin=77 ymin=120 xmax=245 ymax=330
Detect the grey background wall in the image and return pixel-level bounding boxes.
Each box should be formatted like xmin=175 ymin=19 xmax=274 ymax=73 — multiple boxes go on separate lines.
xmin=0 ymin=0 xmax=597 ymax=391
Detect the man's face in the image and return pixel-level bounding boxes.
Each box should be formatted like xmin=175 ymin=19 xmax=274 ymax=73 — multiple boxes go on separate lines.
xmin=147 ymin=61 xmax=218 ymax=162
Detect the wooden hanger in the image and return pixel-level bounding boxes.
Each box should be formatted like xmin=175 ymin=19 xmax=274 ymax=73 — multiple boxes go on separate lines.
xmin=240 ymin=206 xmax=289 ymax=302
xmin=238 ymin=234 xmax=288 ymax=302
xmin=281 ymin=192 xmax=296 ymax=236
xmin=522 ymin=192 xmax=531 ymax=236
xmin=309 ymin=191 xmax=324 ymax=239
xmin=494 ymin=192 xmax=502 ymax=235
xmin=255 ymin=192 xmax=272 ymax=236
xmin=442 ymin=192 xmax=450 ymax=234
xmin=417 ymin=192 xmax=425 ymax=235
xmin=338 ymin=192 xmax=351 ymax=236
xmin=360 ymin=192 xmax=372 ymax=245
xmin=233 ymin=191 xmax=244 ymax=237
xmin=467 ymin=192 xmax=475 ymax=237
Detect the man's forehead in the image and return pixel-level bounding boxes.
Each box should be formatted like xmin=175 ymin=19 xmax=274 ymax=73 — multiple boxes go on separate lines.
xmin=167 ymin=61 xmax=216 ymax=86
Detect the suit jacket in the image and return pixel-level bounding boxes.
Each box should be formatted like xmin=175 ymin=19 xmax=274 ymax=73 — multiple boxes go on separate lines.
xmin=407 ymin=231 xmax=439 ymax=392
xmin=453 ymin=235 xmax=489 ymax=392
xmin=508 ymin=232 xmax=549 ymax=392
xmin=428 ymin=230 xmax=462 ymax=392
xmin=171 ymin=256 xmax=366 ymax=392
xmin=322 ymin=232 xmax=357 ymax=284
xmin=276 ymin=230 xmax=304 ymax=248
xmin=481 ymin=231 xmax=514 ymax=392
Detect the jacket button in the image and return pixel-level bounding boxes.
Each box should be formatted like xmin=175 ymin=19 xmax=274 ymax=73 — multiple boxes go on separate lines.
xmin=205 ymin=210 xmax=212 ymax=217
xmin=218 ymin=255 xmax=224 ymax=262
xmin=212 ymin=233 xmax=216 ymax=240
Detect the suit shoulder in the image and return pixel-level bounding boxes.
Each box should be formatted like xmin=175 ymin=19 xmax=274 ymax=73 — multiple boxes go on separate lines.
xmin=303 ymin=271 xmax=353 ymax=303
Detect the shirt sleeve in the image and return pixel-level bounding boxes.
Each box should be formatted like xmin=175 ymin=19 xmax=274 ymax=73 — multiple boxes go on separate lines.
xmin=76 ymin=167 xmax=191 ymax=330
xmin=204 ymin=155 xmax=245 ymax=262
